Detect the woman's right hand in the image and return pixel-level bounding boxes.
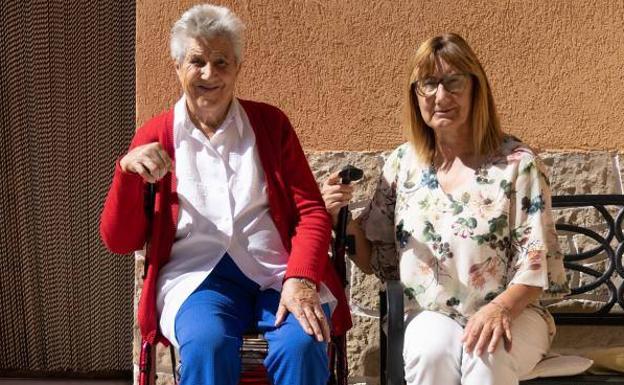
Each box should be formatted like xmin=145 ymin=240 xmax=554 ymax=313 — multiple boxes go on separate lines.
xmin=321 ymin=171 xmax=355 ymax=226
xmin=322 ymin=170 xmax=374 ymax=274
xmin=120 ymin=142 xmax=173 ymax=183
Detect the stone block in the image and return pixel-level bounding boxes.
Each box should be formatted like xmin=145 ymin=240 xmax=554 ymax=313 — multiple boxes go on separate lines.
xmin=618 ymin=153 xmax=624 ymax=193
xmin=576 ymin=259 xmax=611 ymax=302
xmin=347 ymin=314 xmax=380 ymax=385
xmin=545 ymin=152 xmax=622 ymax=231
xmin=133 ymin=365 xmax=175 ymax=385
xmin=541 ymin=152 xmax=619 ymax=195
xmin=306 ymin=150 xmax=388 ymax=204
xmin=156 ymin=372 xmax=175 ymax=385
xmin=553 ymin=207 xmax=606 ymax=230
xmin=155 ymin=343 xmax=176 ymax=374
xmin=349 ymin=264 xmax=383 ymax=313
xmin=133 ymin=256 xmax=144 ymax=366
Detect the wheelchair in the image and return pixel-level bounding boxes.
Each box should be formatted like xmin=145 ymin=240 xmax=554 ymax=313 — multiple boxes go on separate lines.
xmin=138 ymin=166 xmax=362 ymax=385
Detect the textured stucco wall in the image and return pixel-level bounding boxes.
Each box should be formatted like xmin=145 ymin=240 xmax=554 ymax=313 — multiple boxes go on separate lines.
xmin=137 ymin=0 xmax=624 ymax=151
xmin=135 ymin=3 xmax=624 ymax=383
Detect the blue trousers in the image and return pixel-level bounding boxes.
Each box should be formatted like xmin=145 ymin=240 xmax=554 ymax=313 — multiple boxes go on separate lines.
xmin=174 ymin=255 xmax=330 ymax=385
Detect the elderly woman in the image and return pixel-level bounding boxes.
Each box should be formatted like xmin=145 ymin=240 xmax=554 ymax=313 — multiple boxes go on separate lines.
xmin=100 ymin=4 xmax=350 ymax=385
xmin=322 ymin=33 xmax=569 ymax=385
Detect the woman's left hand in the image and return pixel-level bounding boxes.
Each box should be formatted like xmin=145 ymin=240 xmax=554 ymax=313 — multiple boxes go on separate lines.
xmin=462 ymin=301 xmax=512 ymax=356
xmin=275 ymin=277 xmax=330 ymax=343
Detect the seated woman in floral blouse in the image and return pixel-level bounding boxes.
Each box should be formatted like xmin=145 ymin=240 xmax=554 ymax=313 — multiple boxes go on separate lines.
xmin=322 ymin=33 xmax=569 ymax=385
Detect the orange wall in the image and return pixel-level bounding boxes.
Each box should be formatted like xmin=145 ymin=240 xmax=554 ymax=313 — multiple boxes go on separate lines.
xmin=137 ymin=0 xmax=624 ymax=151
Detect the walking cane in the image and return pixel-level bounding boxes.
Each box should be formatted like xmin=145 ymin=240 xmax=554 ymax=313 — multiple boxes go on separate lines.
xmin=139 ymin=183 xmax=157 ymax=385
xmin=329 ymin=165 xmax=363 ymax=385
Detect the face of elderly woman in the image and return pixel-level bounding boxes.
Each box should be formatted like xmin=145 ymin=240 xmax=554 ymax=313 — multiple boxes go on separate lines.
xmin=416 ymin=59 xmax=473 ymax=135
xmin=175 ymin=35 xmax=240 ymax=121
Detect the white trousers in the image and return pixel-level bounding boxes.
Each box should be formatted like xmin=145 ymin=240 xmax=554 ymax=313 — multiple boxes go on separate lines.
xmin=403 ymin=309 xmax=550 ymax=385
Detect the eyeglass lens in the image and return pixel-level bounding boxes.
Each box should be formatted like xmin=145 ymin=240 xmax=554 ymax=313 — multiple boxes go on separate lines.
xmin=416 ymin=74 xmax=467 ymax=96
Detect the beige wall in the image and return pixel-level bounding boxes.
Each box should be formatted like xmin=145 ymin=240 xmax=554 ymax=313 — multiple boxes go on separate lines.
xmin=137 ymin=0 xmax=624 ymax=151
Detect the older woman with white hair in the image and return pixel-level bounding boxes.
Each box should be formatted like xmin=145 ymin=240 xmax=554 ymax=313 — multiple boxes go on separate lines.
xmin=100 ymin=4 xmax=350 ymax=385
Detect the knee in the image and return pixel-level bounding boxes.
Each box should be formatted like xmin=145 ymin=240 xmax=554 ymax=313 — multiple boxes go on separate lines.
xmin=462 ymin=348 xmax=518 ymax=385
xmin=481 ymin=347 xmax=517 ymax=374
xmin=403 ymin=343 xmax=460 ymax=383
xmin=266 ymin=329 xmax=329 ymax=385
xmin=404 ymin=341 xmax=453 ymax=368
xmin=180 ymin=330 xmax=240 ymax=366
xmin=272 ymin=330 xmax=326 ymax=359
xmin=403 ymin=311 xmax=462 ymax=370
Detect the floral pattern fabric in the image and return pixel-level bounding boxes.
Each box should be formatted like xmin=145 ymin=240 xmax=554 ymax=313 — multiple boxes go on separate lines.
xmin=361 ymin=136 xmax=569 ymax=339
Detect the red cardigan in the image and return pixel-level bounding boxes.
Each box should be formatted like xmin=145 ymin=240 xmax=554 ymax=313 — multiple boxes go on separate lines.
xmin=100 ymin=99 xmax=351 ymax=344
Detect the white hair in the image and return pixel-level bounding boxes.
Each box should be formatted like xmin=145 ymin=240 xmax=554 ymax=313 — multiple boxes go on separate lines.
xmin=170 ymin=4 xmax=245 ymax=64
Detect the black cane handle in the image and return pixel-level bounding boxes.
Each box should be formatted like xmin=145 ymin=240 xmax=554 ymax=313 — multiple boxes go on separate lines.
xmin=336 ymin=165 xmax=363 ymax=246
xmin=338 ymin=165 xmax=364 ymax=185
xmin=333 ymin=165 xmax=363 ymax=287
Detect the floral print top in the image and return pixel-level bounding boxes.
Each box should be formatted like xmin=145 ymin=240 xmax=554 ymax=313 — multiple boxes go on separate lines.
xmin=361 ymin=136 xmax=570 ymax=339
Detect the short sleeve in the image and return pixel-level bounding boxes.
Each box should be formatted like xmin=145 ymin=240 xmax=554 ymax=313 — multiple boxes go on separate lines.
xmin=360 ymin=146 xmax=403 ymax=281
xmin=508 ymin=154 xmax=570 ymax=299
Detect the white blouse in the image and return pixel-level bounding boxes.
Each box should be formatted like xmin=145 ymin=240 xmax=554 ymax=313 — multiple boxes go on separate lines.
xmin=156 ymin=96 xmax=334 ymax=347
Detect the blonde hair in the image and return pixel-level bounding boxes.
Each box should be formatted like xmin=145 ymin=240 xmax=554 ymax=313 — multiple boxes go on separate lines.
xmin=404 ymin=33 xmax=503 ymax=163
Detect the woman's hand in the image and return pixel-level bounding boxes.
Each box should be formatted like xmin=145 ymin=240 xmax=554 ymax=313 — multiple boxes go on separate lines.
xmin=462 ymin=301 xmax=512 ymax=356
xmin=275 ymin=277 xmax=330 ymax=342
xmin=120 ymin=142 xmax=173 ymax=183
xmin=321 ymin=171 xmax=354 ymax=226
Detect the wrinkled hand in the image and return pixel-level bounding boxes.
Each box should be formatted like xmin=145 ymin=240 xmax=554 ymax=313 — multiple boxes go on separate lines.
xmin=462 ymin=301 xmax=512 ymax=356
xmin=275 ymin=278 xmax=330 ymax=342
xmin=120 ymin=142 xmax=172 ymax=183
xmin=321 ymin=171 xmax=354 ymax=226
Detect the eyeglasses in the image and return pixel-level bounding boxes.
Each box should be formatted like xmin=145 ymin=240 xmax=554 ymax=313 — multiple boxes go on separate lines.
xmin=413 ymin=73 xmax=470 ymax=97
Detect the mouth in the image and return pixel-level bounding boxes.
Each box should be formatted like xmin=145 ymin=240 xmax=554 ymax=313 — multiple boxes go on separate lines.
xmin=434 ymin=108 xmax=455 ymax=116
xmin=196 ymin=84 xmax=220 ymax=93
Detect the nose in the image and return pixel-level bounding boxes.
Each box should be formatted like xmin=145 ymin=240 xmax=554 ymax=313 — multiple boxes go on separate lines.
xmin=434 ymin=82 xmax=452 ymax=104
xmin=200 ymin=63 xmax=212 ymax=79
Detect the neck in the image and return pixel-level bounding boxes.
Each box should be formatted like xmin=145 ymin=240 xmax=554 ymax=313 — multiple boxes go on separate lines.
xmin=433 ymin=125 xmax=477 ymax=168
xmin=186 ymin=98 xmax=233 ymax=136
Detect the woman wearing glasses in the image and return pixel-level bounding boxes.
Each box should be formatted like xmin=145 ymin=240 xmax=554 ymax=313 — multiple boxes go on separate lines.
xmin=322 ymin=33 xmax=569 ymax=385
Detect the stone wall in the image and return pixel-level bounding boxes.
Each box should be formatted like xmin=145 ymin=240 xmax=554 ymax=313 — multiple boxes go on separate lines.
xmin=134 ymin=149 xmax=624 ymax=385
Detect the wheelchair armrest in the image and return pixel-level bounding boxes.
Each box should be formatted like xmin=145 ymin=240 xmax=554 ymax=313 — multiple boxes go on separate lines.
xmin=380 ymin=280 xmax=405 ymax=385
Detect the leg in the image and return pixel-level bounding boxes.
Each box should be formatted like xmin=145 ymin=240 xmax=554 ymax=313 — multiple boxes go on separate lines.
xmin=403 ymin=310 xmax=463 ymax=385
xmin=461 ymin=307 xmax=550 ymax=385
xmin=258 ymin=289 xmax=330 ymax=385
xmin=174 ymin=256 xmax=256 ymax=385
